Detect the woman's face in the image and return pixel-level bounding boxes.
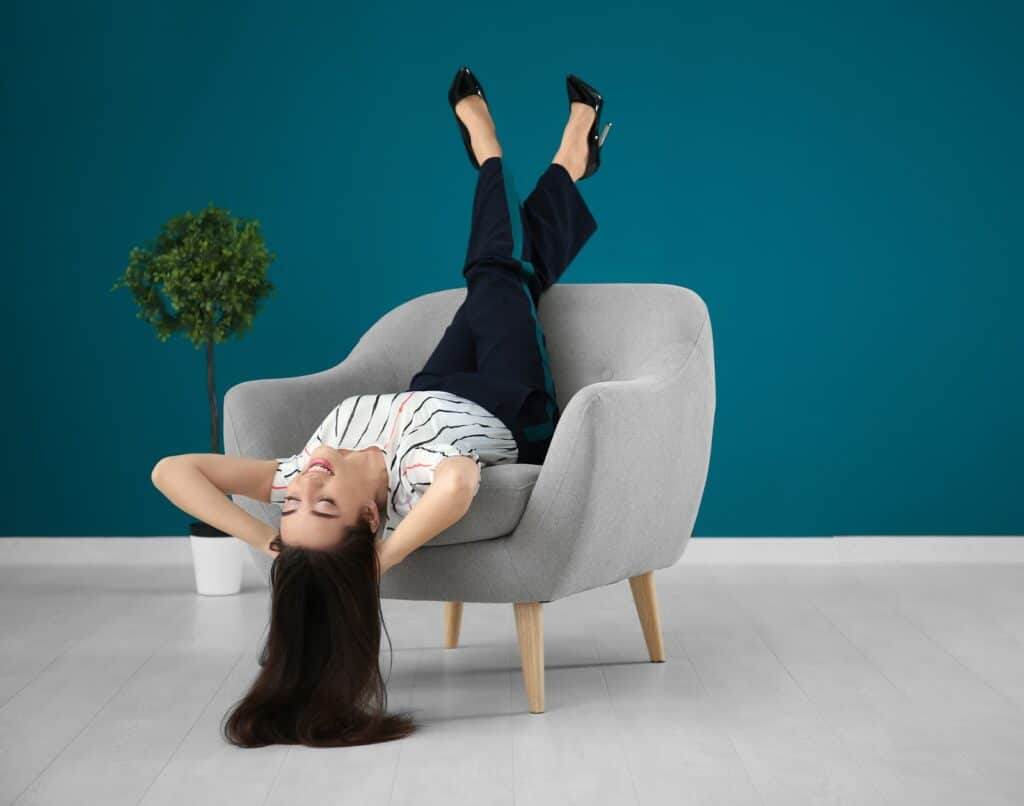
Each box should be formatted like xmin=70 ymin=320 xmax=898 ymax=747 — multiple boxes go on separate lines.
xmin=278 ymin=446 xmax=384 ymax=550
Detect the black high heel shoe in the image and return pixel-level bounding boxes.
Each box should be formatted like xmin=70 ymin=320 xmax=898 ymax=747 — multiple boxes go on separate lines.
xmin=566 ymin=74 xmax=612 ymax=181
xmin=448 ymin=65 xmax=490 ymax=170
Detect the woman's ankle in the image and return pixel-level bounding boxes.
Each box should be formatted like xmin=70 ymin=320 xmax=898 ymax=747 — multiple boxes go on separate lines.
xmin=475 ymin=140 xmax=503 ymax=163
xmin=551 ymin=154 xmax=582 ymax=183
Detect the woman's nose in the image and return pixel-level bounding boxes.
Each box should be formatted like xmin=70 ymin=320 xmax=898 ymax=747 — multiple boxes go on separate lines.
xmin=292 ymin=472 xmax=325 ymax=492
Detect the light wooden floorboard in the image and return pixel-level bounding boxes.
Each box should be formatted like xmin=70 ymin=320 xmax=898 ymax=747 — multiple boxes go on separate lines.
xmin=770 ymin=563 xmax=1024 ymax=806
xmin=665 ymin=564 xmax=893 ymax=805
xmin=0 ymin=566 xmax=151 ymax=709
xmin=1 ymin=559 xmax=1022 ymax=805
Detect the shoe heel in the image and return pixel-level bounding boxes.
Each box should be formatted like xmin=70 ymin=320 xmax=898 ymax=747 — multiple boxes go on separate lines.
xmin=598 ymin=121 xmax=612 ymax=148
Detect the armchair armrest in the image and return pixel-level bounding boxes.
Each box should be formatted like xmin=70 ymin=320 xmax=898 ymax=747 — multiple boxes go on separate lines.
xmin=505 ymin=312 xmax=715 ymax=601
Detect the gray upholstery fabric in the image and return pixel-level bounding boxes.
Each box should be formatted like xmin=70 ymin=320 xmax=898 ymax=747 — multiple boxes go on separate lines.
xmin=224 ymin=282 xmax=715 ymax=604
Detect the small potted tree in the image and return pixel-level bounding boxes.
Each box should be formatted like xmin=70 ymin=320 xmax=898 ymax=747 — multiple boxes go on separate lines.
xmin=112 ymin=202 xmax=275 ymax=593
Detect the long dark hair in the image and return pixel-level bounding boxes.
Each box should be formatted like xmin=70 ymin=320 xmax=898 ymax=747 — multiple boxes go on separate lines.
xmin=221 ymin=514 xmax=417 ymax=747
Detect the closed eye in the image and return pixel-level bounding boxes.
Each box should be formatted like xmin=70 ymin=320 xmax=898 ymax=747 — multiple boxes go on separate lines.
xmin=281 ymin=495 xmax=341 ymax=519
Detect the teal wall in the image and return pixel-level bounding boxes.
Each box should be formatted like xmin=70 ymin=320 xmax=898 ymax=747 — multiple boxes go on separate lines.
xmin=3 ymin=1 xmax=1021 ymax=537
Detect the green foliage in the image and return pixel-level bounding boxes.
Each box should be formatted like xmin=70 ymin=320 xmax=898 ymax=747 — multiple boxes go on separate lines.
xmin=111 ymin=202 xmax=276 ymax=348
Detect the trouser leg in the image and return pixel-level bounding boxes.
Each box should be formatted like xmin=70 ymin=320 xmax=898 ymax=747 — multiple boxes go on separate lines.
xmin=520 ymin=162 xmax=599 ymax=296
xmin=460 ymin=157 xmax=567 ymax=459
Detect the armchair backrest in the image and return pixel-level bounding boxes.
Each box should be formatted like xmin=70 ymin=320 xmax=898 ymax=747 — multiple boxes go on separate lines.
xmin=348 ymin=282 xmax=710 ymax=405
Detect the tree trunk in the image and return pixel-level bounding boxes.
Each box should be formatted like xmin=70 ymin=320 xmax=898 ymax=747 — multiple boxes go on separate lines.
xmin=207 ymin=338 xmax=219 ymax=454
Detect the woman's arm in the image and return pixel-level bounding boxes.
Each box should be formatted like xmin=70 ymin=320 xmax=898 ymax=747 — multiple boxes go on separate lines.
xmin=151 ymin=454 xmax=279 ymax=557
xmin=377 ymin=456 xmax=479 ymax=574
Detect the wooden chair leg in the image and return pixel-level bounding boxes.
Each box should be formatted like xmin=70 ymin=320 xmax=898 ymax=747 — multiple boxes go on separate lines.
xmin=444 ymin=601 xmax=463 ymax=649
xmin=513 ymin=601 xmax=545 ymax=713
xmin=628 ymin=571 xmax=666 ymax=662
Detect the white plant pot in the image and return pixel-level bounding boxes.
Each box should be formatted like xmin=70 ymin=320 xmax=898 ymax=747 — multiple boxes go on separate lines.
xmin=189 ymin=534 xmax=243 ymax=596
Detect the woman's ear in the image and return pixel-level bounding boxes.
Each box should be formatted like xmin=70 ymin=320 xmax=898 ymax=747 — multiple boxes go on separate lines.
xmin=364 ymin=500 xmax=383 ymax=537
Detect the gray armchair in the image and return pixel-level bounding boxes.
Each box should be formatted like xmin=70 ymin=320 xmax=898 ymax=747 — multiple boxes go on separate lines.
xmin=224 ymin=282 xmax=715 ymax=713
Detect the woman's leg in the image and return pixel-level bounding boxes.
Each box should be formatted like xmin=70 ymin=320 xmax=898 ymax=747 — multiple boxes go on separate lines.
xmin=406 ymin=302 xmax=475 ymax=391
xmin=461 ymin=156 xmax=552 ymax=386
xmin=457 ymin=154 xmax=601 ymax=458
xmin=519 ymin=162 xmax=598 ymax=299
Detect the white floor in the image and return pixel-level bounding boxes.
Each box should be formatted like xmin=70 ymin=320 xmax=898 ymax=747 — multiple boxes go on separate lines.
xmin=2 ymin=547 xmax=1023 ymax=805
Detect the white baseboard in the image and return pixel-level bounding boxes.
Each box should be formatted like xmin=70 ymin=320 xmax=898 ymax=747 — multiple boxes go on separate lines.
xmin=1 ymin=536 xmax=1023 ymax=564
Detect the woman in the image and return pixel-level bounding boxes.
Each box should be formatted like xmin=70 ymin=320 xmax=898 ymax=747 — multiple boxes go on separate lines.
xmin=151 ymin=65 xmax=611 ymax=747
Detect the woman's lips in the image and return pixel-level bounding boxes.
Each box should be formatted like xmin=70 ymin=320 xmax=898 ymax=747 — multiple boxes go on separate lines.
xmin=307 ymin=458 xmax=334 ymax=475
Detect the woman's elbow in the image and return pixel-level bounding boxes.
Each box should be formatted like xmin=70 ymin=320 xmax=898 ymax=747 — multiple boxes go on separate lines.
xmin=151 ymin=455 xmax=180 ymax=488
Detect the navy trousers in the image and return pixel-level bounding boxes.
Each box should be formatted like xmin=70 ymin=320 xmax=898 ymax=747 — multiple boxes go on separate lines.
xmin=405 ymin=156 xmax=598 ymax=464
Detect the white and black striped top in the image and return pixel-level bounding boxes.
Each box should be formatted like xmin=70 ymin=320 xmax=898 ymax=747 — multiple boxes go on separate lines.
xmin=271 ymin=390 xmax=519 ymax=538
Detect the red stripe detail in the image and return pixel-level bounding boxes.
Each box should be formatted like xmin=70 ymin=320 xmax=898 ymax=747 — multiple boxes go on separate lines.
xmin=401 ymin=462 xmax=432 ymax=477
xmin=386 ymin=392 xmax=415 ymax=448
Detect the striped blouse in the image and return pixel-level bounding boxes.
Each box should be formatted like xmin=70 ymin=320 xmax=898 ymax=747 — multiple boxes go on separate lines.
xmin=270 ymin=390 xmax=519 ymax=538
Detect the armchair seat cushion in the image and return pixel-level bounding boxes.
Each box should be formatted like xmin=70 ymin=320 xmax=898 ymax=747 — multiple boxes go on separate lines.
xmin=423 ymin=463 xmax=542 ymax=546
